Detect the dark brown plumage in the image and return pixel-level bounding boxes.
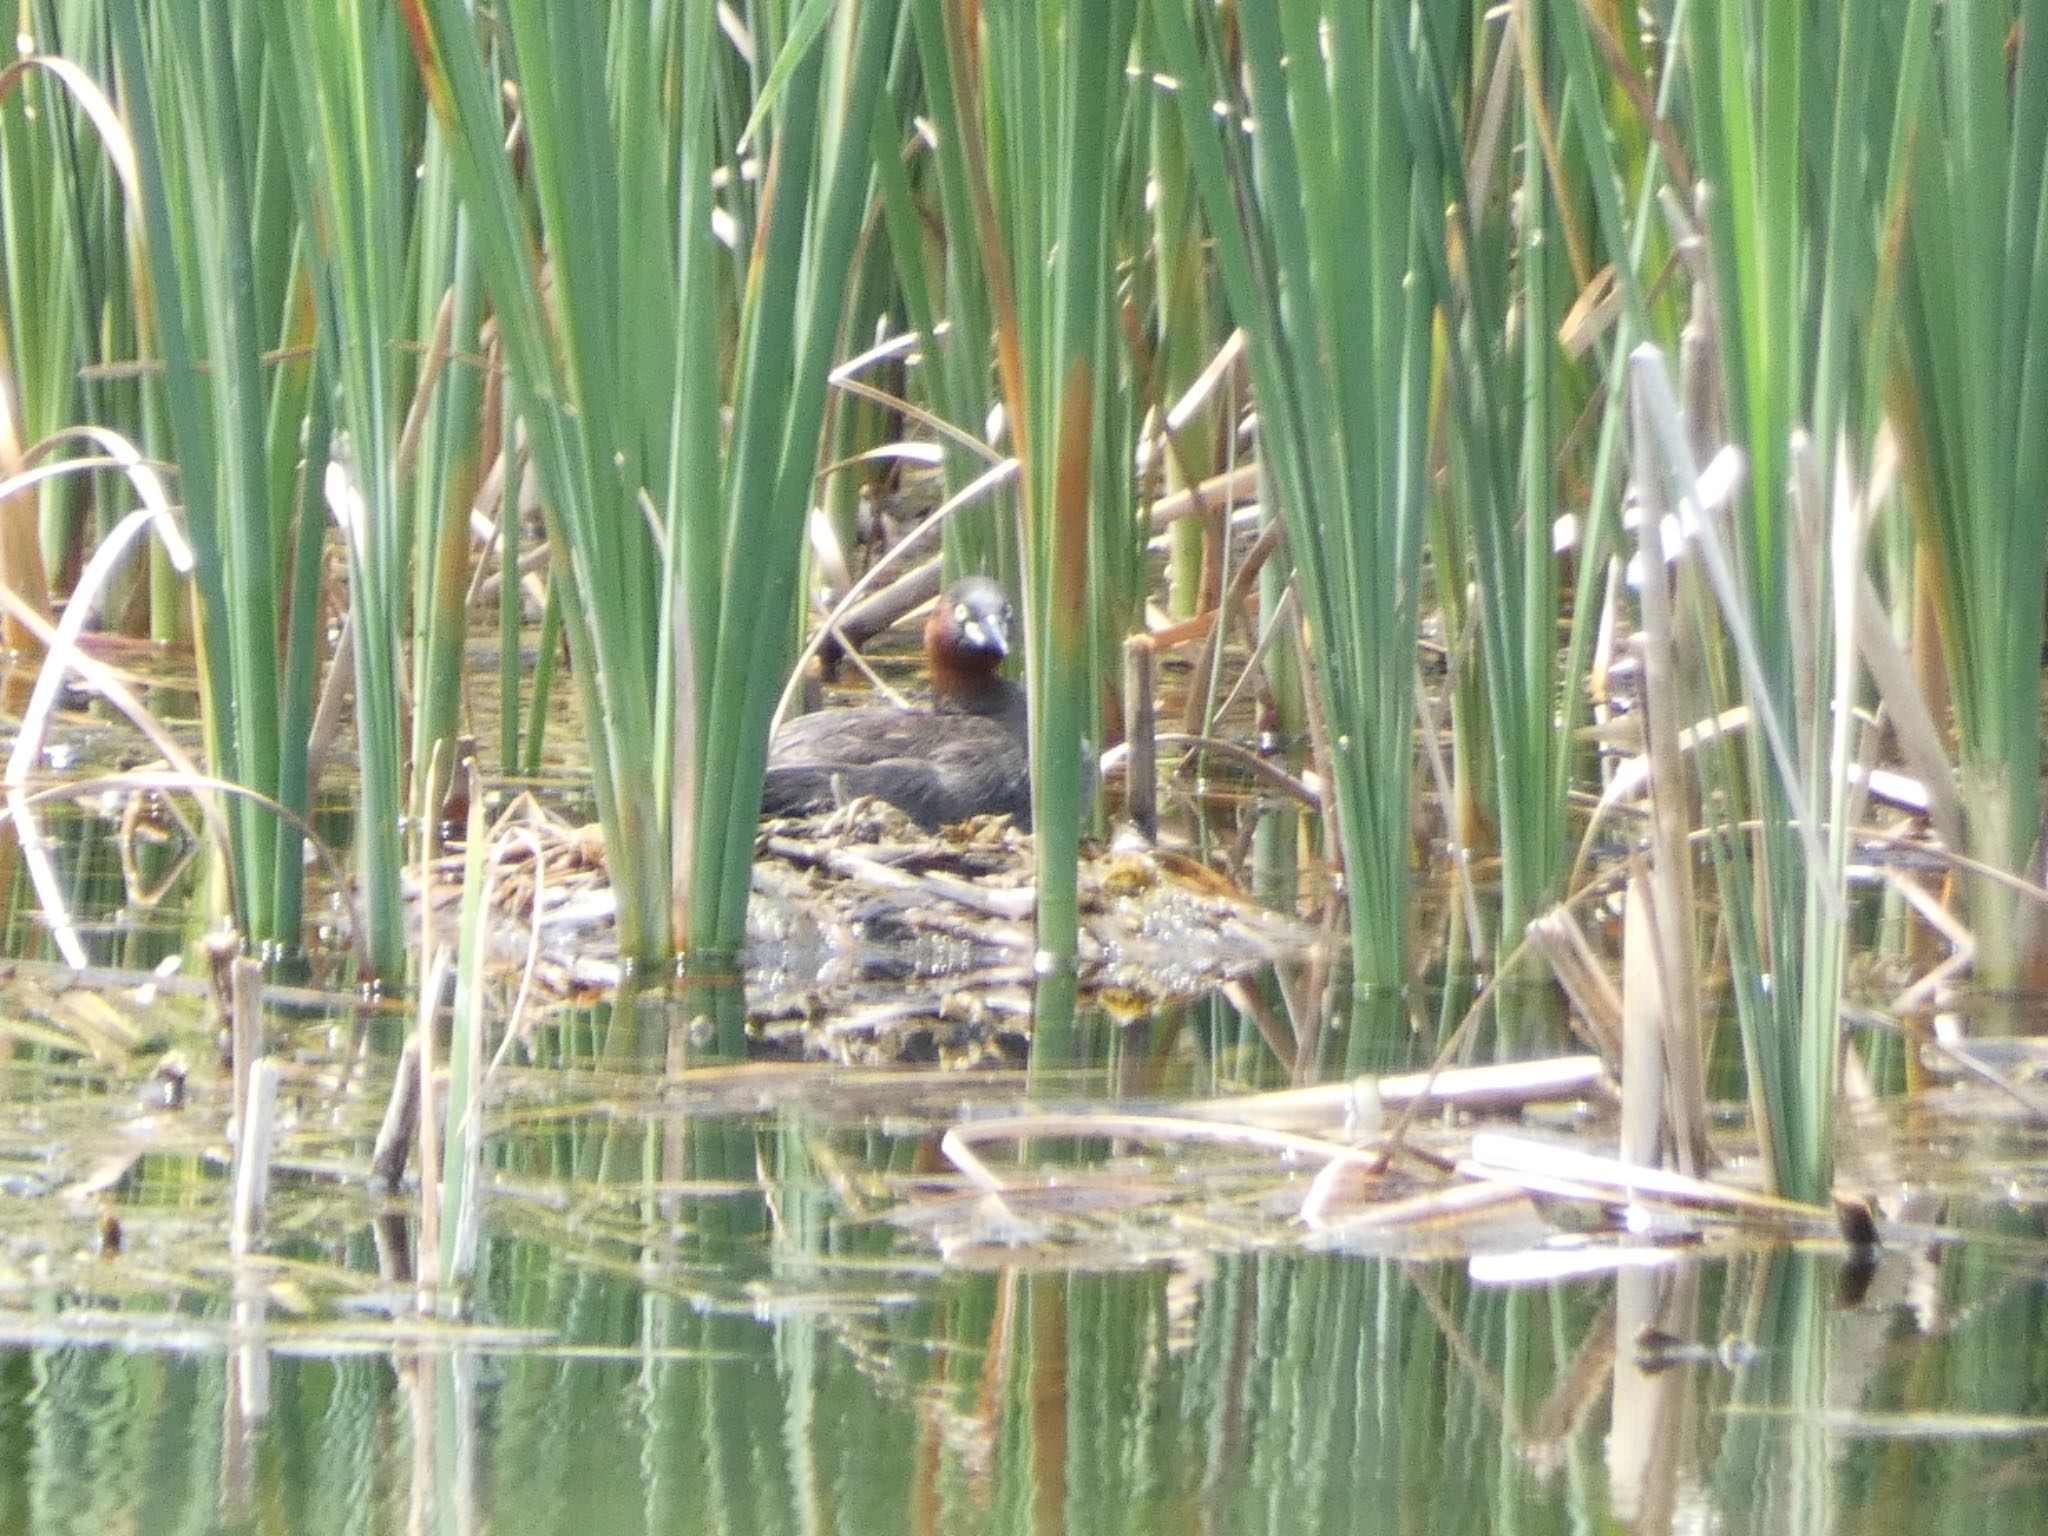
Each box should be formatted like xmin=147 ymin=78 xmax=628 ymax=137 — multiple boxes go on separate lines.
xmin=762 ymin=577 xmax=1033 ymax=829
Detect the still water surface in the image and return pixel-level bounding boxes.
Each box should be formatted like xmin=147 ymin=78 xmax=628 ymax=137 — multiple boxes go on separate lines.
xmin=2 ymin=1026 xmax=2044 ymax=1536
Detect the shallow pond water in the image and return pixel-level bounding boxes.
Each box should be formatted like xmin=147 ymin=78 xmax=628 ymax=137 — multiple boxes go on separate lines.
xmin=0 ymin=969 xmax=2045 ymax=1536
xmin=18 ymin=1241 xmax=2048 ymax=1536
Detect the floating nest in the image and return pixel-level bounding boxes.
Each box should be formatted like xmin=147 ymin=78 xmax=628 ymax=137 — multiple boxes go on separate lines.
xmin=439 ymin=796 xmax=1321 ymax=1064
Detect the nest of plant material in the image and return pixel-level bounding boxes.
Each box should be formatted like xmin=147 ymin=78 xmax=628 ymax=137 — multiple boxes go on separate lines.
xmin=444 ymin=795 xmax=1319 ymax=1065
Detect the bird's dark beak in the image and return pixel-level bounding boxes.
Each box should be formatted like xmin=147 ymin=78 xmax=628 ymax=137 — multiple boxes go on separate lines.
xmin=957 ymin=604 xmax=1009 ymax=659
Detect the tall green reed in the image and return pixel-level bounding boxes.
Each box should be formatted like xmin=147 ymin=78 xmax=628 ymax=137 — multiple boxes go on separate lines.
xmin=10 ymin=1 xmax=2038 ymax=1185
xmin=264 ymin=1 xmax=430 ymax=979
xmin=885 ymin=0 xmax=1010 ymax=586
xmin=1152 ymin=0 xmax=1436 ymax=1063
xmin=917 ymin=0 xmax=1140 ymax=968
xmin=404 ymin=143 xmax=488 ymax=861
xmin=400 ymin=0 xmax=664 ymax=963
xmin=1890 ymin=0 xmax=2048 ymax=992
xmin=102 ymin=6 xmax=326 ymax=957
xmin=1667 ymin=0 xmax=1923 ymax=1196
xmin=403 ymin=0 xmax=898 ymax=966
xmin=1 ymin=10 xmax=131 ymax=627
xmin=1348 ymin=10 xmax=1581 ymax=1039
xmin=683 ymin=2 xmax=903 ymax=965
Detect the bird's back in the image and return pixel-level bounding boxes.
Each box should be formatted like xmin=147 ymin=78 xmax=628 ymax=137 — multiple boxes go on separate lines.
xmin=762 ymin=684 xmax=1033 ymax=828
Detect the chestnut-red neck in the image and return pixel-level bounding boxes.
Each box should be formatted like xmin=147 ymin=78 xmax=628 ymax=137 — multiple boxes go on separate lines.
xmin=925 ymin=607 xmax=1004 ymax=705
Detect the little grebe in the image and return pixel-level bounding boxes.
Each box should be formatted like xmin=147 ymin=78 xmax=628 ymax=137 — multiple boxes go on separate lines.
xmin=762 ymin=577 xmax=1034 ymax=829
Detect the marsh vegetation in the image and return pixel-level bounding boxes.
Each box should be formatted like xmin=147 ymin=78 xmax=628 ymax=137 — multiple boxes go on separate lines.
xmin=1 ymin=1 xmax=2046 ymax=1530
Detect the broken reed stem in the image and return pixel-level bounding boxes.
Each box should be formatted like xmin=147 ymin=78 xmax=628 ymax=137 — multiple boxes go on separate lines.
xmin=229 ymin=1059 xmax=279 ymax=1257
xmin=942 ymin=1111 xmax=1378 ymax=1197
xmin=1413 ymin=655 xmax=1487 ymax=967
xmin=1462 ymin=1130 xmax=1838 ymax=1234
xmin=228 ymin=1268 xmax=271 ymax=1435
xmin=1625 ymin=375 xmax=1713 ymax=1175
xmin=1620 ymin=863 xmax=1668 ymax=1169
xmin=1122 ymin=635 xmax=1156 ymax=840
xmin=1220 ymin=974 xmax=1299 ymax=1074
xmin=444 ymin=784 xmax=497 ymax=1290
xmin=230 ymin=953 xmax=263 ymax=1143
xmin=1171 ymin=1054 xmax=1611 ymax=1131
xmin=447 ymin=1049 xmax=484 ymax=1289
xmin=413 ymin=946 xmax=453 ymax=1305
xmin=1524 ymin=904 xmax=1624 ymax=1066
xmin=370 ymin=1035 xmax=423 ymax=1190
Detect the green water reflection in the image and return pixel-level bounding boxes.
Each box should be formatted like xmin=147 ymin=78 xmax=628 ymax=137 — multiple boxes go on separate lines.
xmin=3 ymin=1241 xmax=2047 ymax=1535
